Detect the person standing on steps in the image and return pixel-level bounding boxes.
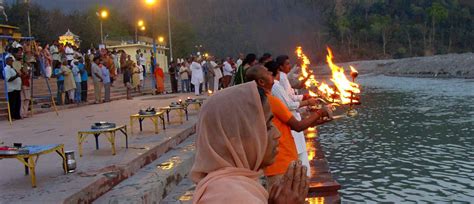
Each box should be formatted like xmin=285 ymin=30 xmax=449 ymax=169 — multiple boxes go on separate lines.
xmin=4 ymin=57 xmax=22 ymax=120
xmin=91 ymin=56 xmax=103 ymax=104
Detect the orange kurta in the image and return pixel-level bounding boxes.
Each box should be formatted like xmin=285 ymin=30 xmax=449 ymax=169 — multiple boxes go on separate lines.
xmin=154 ymin=66 xmax=165 ymax=93
xmin=264 ymin=94 xmax=298 ymax=176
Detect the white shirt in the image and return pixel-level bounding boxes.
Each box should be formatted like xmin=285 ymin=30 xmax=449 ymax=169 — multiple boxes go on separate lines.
xmin=223 ymin=61 xmax=233 ymax=76
xmin=139 ymin=56 xmax=147 ymax=66
xmin=211 ymin=61 xmax=222 ymax=79
xmin=139 ymin=66 xmax=144 ymax=80
xmin=50 ymin=45 xmax=60 ymax=61
xmin=4 ymin=64 xmax=22 ymax=92
xmin=288 ymin=65 xmax=303 ymax=89
xmin=272 ymin=80 xmax=300 ymax=111
xmin=272 ymin=77 xmax=306 ymax=154
xmin=65 ymin=46 xmax=74 ymax=61
xmin=190 ymin=61 xmax=204 ymax=85
xmin=236 ymin=59 xmax=243 ymax=69
xmin=279 ymin=72 xmax=303 ymax=102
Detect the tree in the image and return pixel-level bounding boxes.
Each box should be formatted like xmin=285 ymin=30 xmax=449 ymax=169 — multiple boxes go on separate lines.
xmin=370 ymin=14 xmax=391 ymax=56
xmin=427 ymin=2 xmax=448 ymax=50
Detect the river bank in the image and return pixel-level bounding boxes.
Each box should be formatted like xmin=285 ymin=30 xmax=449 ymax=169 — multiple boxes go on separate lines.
xmin=315 ymin=52 xmax=474 ymax=78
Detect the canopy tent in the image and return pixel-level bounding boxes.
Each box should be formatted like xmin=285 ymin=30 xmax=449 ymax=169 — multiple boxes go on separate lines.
xmin=59 ymin=29 xmax=80 ymax=47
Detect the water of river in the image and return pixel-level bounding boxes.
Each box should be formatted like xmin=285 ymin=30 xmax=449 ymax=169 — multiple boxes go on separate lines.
xmin=318 ymin=75 xmax=474 ymax=203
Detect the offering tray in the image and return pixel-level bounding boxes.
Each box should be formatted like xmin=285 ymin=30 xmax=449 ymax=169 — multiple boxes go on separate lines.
xmin=91 ymin=122 xmax=116 ymax=130
xmin=139 ymin=107 xmax=157 ymax=115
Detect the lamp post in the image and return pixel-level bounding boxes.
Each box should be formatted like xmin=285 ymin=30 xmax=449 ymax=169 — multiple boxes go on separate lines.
xmin=166 ymin=0 xmax=173 ymax=62
xmin=135 ymin=20 xmax=145 ymax=43
xmin=145 ymin=0 xmax=157 ymax=93
xmin=97 ymin=9 xmax=108 ymax=45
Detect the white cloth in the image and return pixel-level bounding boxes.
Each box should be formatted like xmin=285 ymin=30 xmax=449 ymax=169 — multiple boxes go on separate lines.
xmin=65 ymin=46 xmax=74 ymax=61
xmin=139 ymin=66 xmax=144 ymax=80
xmin=288 ymin=65 xmax=303 ymax=89
xmin=72 ymin=65 xmax=81 ymax=83
xmin=49 ymin=45 xmax=60 ymax=61
xmin=236 ymin=59 xmax=243 ymax=69
xmin=211 ymin=61 xmax=222 ymax=92
xmin=4 ymin=65 xmax=22 ymax=92
xmin=190 ymin=61 xmax=204 ymax=85
xmin=280 ymin=72 xmax=304 ymax=102
xmin=271 ymin=80 xmax=306 ymax=155
xmin=139 ymin=56 xmax=147 ymax=66
xmin=223 ymin=61 xmax=233 ymax=76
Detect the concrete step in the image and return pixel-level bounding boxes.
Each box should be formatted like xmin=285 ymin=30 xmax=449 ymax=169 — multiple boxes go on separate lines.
xmin=161 ymin=178 xmax=195 ymax=204
xmin=0 ymin=89 xmax=154 ymax=119
xmin=63 ymin=126 xmax=196 ymax=203
xmin=94 ymin=135 xmax=196 ymax=204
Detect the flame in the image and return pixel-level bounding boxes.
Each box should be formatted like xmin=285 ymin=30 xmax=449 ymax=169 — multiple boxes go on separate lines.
xmin=326 ymin=47 xmax=360 ymax=104
xmin=350 ymin=66 xmax=358 ymax=73
xmin=296 ymin=46 xmax=320 ymax=97
xmin=295 ymin=46 xmax=361 ymax=105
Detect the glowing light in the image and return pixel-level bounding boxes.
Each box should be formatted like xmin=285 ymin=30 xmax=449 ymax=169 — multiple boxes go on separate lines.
xmin=145 ymin=0 xmax=157 ymax=5
xmin=158 ymin=36 xmax=164 ymax=43
xmin=99 ymin=10 xmax=108 ymax=19
xmin=138 ymin=20 xmax=144 ymax=27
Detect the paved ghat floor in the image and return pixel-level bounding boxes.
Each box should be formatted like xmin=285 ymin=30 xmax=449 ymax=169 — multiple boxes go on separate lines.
xmin=0 ymin=93 xmax=204 ymax=203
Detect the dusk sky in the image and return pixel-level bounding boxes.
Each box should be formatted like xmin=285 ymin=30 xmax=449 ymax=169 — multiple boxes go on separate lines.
xmin=6 ymin=0 xmax=138 ymax=13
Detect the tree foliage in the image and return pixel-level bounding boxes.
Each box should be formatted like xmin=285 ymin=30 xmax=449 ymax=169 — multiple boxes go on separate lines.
xmin=2 ymin=0 xmax=473 ymax=62
xmin=1 ymin=2 xmax=196 ymax=58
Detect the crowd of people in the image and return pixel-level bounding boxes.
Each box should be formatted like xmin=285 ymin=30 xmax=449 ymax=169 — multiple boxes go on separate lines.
xmin=1 ymin=39 xmax=167 ymax=120
xmin=168 ymin=53 xmax=270 ymax=96
xmin=3 ymin=38 xmax=330 ymax=202
xmin=190 ymin=52 xmax=334 ymax=203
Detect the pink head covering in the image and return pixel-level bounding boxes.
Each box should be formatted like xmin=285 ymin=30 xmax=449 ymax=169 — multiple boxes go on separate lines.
xmin=191 ymin=82 xmax=269 ymax=203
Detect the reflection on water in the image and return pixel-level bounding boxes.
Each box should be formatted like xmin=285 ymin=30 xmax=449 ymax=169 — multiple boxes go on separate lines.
xmin=318 ymin=75 xmax=474 ymax=202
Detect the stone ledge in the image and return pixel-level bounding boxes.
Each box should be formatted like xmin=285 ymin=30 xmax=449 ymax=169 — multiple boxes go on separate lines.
xmin=94 ymin=136 xmax=196 ymax=204
xmin=61 ymin=125 xmax=196 ymax=204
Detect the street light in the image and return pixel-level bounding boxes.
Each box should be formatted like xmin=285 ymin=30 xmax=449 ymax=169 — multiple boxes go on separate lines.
xmin=144 ymin=0 xmax=158 ymax=92
xmin=96 ymin=9 xmax=109 ymax=45
xmin=145 ymin=0 xmax=157 ymax=5
xmin=100 ymin=10 xmax=108 ymax=18
xmin=158 ymin=36 xmax=164 ymax=43
xmin=135 ymin=20 xmax=146 ymax=43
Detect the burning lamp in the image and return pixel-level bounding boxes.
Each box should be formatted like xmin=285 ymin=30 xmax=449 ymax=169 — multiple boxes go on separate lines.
xmin=207 ymin=90 xmax=213 ymax=96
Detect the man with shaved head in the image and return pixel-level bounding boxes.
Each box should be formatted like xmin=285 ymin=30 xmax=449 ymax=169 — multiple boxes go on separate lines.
xmin=245 ymin=65 xmax=333 ymax=188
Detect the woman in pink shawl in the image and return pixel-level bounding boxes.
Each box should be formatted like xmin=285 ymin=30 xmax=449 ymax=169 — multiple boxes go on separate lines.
xmin=191 ymin=82 xmax=309 ymax=204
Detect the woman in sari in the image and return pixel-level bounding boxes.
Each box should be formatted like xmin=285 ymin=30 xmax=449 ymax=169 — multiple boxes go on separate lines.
xmin=131 ymin=62 xmax=141 ymax=93
xmin=154 ymin=64 xmax=165 ymax=94
xmin=191 ymin=82 xmax=309 ymax=204
xmin=233 ymin=53 xmax=257 ymax=85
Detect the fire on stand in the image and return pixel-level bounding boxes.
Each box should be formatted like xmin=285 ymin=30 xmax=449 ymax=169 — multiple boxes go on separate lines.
xmin=296 ymin=46 xmax=361 ymax=120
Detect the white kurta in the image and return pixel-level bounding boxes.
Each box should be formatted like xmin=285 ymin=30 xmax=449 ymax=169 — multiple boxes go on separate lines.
xmin=190 ymin=61 xmax=204 ymax=85
xmin=271 ymin=80 xmax=306 ymax=154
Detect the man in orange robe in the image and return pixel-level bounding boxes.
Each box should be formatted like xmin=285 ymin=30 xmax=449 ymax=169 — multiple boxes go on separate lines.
xmin=245 ymin=64 xmax=332 ymax=188
xmin=154 ymin=64 xmax=165 ymax=94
